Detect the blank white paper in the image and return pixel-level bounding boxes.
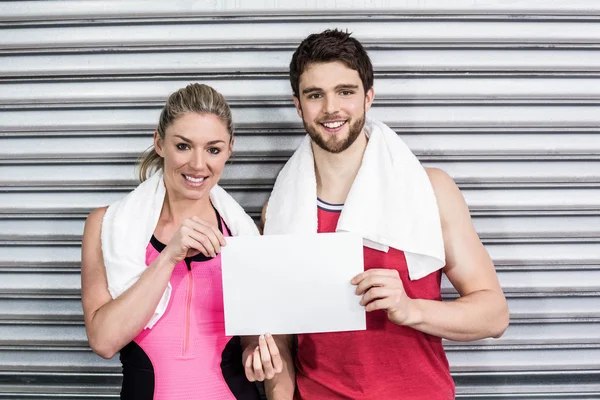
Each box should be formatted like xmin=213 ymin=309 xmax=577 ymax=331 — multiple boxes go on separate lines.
xmin=221 ymin=232 xmax=366 ymax=336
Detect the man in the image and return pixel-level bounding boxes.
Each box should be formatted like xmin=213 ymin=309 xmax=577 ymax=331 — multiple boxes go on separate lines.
xmin=244 ymin=29 xmax=509 ymax=400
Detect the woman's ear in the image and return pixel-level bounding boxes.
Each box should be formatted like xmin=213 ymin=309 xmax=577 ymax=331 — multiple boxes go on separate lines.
xmin=153 ymin=131 xmax=164 ymax=157
xmin=228 ymin=136 xmax=235 ymax=156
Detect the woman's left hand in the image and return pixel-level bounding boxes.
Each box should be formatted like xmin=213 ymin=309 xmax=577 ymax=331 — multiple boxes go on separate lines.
xmin=243 ymin=333 xmax=283 ymax=381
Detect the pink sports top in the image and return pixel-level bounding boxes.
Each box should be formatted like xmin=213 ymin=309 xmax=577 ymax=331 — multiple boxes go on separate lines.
xmin=118 ymin=210 xmax=260 ymax=400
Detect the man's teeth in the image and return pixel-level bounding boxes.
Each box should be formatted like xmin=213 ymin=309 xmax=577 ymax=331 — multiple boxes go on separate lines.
xmin=184 ymin=175 xmax=205 ymax=183
xmin=322 ymin=121 xmax=345 ymax=129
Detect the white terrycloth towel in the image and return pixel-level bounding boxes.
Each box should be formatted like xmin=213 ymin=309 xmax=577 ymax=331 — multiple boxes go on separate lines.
xmin=264 ymin=118 xmax=445 ymax=280
xmin=101 ymin=170 xmax=259 ymax=328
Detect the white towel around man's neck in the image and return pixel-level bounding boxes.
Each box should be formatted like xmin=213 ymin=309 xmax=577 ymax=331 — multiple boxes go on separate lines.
xmin=101 ymin=170 xmax=259 ymax=328
xmin=264 ymin=118 xmax=445 ymax=280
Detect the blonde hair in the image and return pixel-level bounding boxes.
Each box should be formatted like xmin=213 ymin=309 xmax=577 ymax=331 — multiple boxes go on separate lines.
xmin=138 ymin=83 xmax=233 ymax=182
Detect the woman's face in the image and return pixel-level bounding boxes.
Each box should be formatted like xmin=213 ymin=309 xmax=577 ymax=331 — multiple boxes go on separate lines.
xmin=154 ymin=112 xmax=232 ymax=202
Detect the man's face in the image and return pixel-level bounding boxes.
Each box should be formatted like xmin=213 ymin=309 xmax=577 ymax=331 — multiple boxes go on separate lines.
xmin=293 ymin=61 xmax=374 ymax=154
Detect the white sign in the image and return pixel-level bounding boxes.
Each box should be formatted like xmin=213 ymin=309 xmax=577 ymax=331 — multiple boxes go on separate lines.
xmin=221 ymin=232 xmax=366 ymax=335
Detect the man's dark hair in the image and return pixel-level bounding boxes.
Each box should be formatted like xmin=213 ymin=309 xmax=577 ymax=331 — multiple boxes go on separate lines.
xmin=289 ymin=29 xmax=374 ymax=98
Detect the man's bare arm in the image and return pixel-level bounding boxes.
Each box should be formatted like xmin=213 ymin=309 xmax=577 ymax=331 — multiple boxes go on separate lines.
xmin=407 ymin=168 xmax=509 ymax=340
xmin=353 ymin=168 xmax=509 ymax=341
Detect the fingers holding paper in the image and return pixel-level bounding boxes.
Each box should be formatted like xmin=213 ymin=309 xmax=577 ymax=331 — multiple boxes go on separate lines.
xmin=164 ymin=216 xmax=226 ymax=263
xmin=352 ymin=269 xmax=417 ymax=326
xmin=244 ymin=333 xmax=283 ymax=382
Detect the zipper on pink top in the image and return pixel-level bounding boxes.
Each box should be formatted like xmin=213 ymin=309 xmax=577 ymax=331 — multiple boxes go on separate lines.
xmin=183 ymin=259 xmax=193 ymax=357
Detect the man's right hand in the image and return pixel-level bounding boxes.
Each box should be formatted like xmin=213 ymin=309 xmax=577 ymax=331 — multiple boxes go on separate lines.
xmin=243 ymin=333 xmax=283 ymax=381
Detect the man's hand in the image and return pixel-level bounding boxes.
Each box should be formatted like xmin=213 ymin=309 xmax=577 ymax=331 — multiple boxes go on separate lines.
xmin=243 ymin=333 xmax=283 ymax=382
xmin=351 ymin=269 xmax=420 ymax=326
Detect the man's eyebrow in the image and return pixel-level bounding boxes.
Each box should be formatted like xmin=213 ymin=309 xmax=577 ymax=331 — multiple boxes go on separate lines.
xmin=335 ymin=84 xmax=359 ymax=90
xmin=301 ymin=84 xmax=359 ymax=95
xmin=301 ymin=86 xmax=322 ymax=95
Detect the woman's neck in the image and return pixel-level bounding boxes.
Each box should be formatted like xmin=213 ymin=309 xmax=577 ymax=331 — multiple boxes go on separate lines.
xmin=160 ymin=190 xmax=216 ymax=228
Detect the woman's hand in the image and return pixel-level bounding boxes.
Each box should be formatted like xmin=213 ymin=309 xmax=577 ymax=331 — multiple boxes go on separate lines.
xmin=163 ymin=216 xmax=226 ymax=263
xmin=243 ymin=333 xmax=284 ymax=381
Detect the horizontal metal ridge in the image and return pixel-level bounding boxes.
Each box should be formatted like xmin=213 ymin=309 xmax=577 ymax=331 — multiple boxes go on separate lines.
xmin=5 ymin=70 xmax=600 ymax=82
xmin=0 ymin=121 xmax=600 ymax=137
xmin=2 ymin=126 xmax=600 ymax=138
xmin=1 ymin=339 xmax=599 ymax=352
xmin=0 ymin=339 xmax=89 ymax=348
xmin=0 ymin=261 xmax=81 ymax=273
xmin=454 ymin=393 xmax=600 ymax=399
xmin=493 ymin=260 xmax=600 ymax=271
xmin=0 ymin=259 xmax=597 ymax=273
xmin=2 ymin=313 xmax=598 ymax=326
xmin=0 ymin=291 xmax=80 ymax=300
xmin=2 ymin=288 xmax=597 ymax=300
xmin=443 ymin=289 xmax=600 ymax=298
xmin=2 ymin=180 xmax=599 ymax=191
xmin=2 ymin=206 xmax=598 ymax=219
xmin=6 ymin=97 xmax=600 ymax=110
xmin=453 ymin=369 xmax=600 ymax=377
xmin=470 ymin=207 xmax=600 ymax=217
xmin=0 ymin=318 xmax=83 ymax=325
xmin=3 ymin=151 xmax=600 ymax=164
xmin=0 ymin=393 xmax=119 ymax=399
xmin=0 ymin=371 xmax=120 ymax=378
xmin=510 ymin=316 xmax=600 ymax=324
xmin=0 ymin=235 xmax=81 ymax=246
xmin=0 ymin=209 xmax=253 ymax=221
xmin=0 ymin=180 xmax=272 ymax=191
xmin=0 ymin=364 xmax=119 ymax=374
xmin=5 ymin=72 xmax=600 ymax=86
xmin=0 ymin=153 xmax=288 ymax=164
xmin=480 ymin=235 xmax=600 ymax=245
xmin=445 ymin=341 xmax=600 ymax=351
xmin=2 ymin=232 xmax=598 ymax=246
xmin=4 ymin=11 xmax=600 ymax=26
xmin=4 ymin=41 xmax=600 ymax=55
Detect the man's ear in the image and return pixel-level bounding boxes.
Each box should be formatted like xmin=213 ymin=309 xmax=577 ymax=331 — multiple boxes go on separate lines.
xmin=153 ymin=131 xmax=164 ymax=157
xmin=364 ymin=87 xmax=375 ymax=112
xmin=293 ymin=96 xmax=303 ymax=119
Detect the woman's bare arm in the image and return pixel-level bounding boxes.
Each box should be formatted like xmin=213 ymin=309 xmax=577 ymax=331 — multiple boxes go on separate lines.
xmin=81 ymin=207 xmax=177 ymax=358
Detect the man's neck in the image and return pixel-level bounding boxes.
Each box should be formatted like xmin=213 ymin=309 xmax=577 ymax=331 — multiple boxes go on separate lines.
xmin=313 ymin=132 xmax=368 ymax=205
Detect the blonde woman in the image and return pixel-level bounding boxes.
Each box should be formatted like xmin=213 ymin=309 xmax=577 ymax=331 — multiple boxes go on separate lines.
xmin=81 ymin=84 xmax=281 ymax=399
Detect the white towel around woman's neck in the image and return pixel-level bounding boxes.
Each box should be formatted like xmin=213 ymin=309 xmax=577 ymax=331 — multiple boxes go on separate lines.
xmin=101 ymin=170 xmax=259 ymax=328
xmin=263 ymin=118 xmax=445 ymax=280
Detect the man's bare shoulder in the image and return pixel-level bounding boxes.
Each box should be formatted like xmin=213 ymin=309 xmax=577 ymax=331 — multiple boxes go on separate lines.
xmin=424 ymin=167 xmax=459 ymax=196
xmin=424 ymin=167 xmax=469 ymax=222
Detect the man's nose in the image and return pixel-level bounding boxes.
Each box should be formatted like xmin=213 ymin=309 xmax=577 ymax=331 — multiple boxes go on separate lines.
xmin=323 ymin=95 xmax=340 ymax=115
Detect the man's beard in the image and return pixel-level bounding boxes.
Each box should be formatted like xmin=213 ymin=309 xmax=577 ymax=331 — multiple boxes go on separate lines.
xmin=303 ymin=112 xmax=366 ymax=154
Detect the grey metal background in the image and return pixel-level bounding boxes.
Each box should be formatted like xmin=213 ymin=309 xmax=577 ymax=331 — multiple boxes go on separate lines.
xmin=1 ymin=0 xmax=599 ymax=398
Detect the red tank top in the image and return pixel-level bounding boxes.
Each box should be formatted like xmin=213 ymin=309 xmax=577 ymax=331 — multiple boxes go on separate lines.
xmin=294 ymin=206 xmax=455 ymax=400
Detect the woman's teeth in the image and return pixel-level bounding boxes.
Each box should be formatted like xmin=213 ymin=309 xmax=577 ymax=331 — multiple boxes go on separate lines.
xmin=184 ymin=175 xmax=205 ymax=183
xmin=322 ymin=121 xmax=345 ymax=129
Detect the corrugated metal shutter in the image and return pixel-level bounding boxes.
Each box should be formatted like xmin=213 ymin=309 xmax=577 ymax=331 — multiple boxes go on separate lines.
xmin=1 ymin=1 xmax=599 ymax=398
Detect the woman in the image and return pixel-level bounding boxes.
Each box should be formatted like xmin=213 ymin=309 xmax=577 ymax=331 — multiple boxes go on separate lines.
xmin=81 ymin=83 xmax=281 ymax=399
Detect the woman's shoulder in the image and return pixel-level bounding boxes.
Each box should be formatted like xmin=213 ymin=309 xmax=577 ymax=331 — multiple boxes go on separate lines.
xmin=83 ymin=206 xmax=109 ymax=237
